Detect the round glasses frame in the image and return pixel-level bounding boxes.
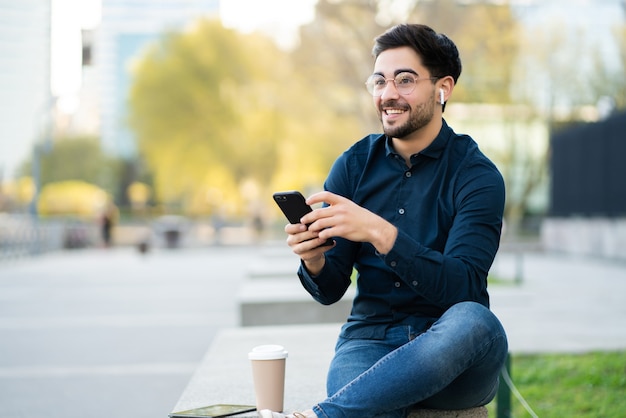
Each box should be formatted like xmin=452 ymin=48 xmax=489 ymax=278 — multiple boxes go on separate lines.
xmin=365 ymin=72 xmax=440 ymax=96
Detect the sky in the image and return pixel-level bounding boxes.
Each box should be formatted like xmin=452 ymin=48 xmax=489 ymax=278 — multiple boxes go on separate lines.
xmin=219 ymin=0 xmax=317 ymax=49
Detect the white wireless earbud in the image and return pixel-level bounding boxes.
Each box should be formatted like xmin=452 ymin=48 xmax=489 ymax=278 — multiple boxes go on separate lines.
xmin=440 ymin=89 xmax=445 ymax=105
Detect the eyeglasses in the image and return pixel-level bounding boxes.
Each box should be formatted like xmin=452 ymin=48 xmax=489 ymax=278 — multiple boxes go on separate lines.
xmin=365 ymin=72 xmax=440 ymax=96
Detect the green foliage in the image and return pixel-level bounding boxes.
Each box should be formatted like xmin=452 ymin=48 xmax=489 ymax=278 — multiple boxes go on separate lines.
xmin=128 ymin=20 xmax=252 ymax=207
xmin=437 ymin=3 xmax=520 ymax=104
xmin=20 ymin=136 xmax=122 ymax=194
xmin=589 ymin=25 xmax=626 ymax=111
xmin=486 ymin=351 xmax=626 ymax=417
xmin=296 ymin=0 xmax=387 ymax=135
xmin=128 ymin=19 xmax=361 ymax=216
xmin=37 ymin=180 xmax=110 ymax=217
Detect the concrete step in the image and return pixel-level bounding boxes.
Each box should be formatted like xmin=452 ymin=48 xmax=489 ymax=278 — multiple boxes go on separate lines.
xmin=238 ymin=279 xmax=354 ymax=326
xmin=408 ymin=407 xmax=487 ymax=417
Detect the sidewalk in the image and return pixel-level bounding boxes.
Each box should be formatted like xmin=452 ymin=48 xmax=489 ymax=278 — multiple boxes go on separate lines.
xmin=489 ymin=251 xmax=626 ymax=353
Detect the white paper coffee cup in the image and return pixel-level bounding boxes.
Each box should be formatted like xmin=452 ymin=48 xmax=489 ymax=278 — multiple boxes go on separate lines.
xmin=249 ymin=345 xmax=288 ymax=412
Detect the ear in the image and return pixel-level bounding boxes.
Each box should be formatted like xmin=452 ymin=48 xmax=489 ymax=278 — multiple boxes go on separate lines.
xmin=438 ymin=76 xmax=455 ymax=104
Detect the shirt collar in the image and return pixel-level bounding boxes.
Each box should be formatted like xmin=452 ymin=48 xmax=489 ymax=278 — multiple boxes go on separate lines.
xmin=384 ymin=119 xmax=451 ymax=161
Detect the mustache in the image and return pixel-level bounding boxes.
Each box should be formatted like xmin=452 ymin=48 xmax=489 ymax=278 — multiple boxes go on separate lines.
xmin=380 ymin=100 xmax=410 ymax=110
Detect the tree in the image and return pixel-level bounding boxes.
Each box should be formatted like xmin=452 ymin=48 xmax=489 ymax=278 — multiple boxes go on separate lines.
xmin=295 ymin=0 xmax=387 ymax=136
xmin=128 ymin=19 xmax=362 ymax=216
xmin=590 ymin=23 xmax=626 ymax=112
xmin=19 ymin=136 xmax=122 ymax=194
xmin=129 ymin=21 xmax=287 ymax=213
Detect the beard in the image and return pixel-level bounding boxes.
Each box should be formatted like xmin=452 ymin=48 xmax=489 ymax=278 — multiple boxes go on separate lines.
xmin=380 ymin=93 xmax=436 ymax=140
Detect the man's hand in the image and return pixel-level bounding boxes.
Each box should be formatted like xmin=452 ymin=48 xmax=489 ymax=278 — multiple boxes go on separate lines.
xmin=284 ymin=221 xmax=331 ymax=275
xmin=301 ymin=191 xmax=398 ymax=255
xmin=284 ymin=191 xmax=398 ymax=275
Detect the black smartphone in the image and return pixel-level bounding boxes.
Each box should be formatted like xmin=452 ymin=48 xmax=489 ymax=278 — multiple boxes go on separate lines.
xmin=272 ymin=191 xmax=333 ymax=247
xmin=169 ymin=404 xmax=256 ymax=418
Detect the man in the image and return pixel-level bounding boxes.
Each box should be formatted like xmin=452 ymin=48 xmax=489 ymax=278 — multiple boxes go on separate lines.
xmin=261 ymin=23 xmax=508 ymax=418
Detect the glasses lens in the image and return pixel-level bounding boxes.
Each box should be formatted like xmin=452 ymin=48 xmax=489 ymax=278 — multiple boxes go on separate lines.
xmin=365 ymin=75 xmax=385 ymax=96
xmin=394 ymin=73 xmax=416 ymax=94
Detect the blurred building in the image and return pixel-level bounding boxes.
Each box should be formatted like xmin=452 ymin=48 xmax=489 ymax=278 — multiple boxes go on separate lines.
xmin=52 ymin=27 xmax=100 ymax=139
xmin=542 ymin=111 xmax=626 ymax=261
xmin=95 ymin=0 xmax=219 ymax=159
xmin=0 ymin=0 xmax=52 ymax=179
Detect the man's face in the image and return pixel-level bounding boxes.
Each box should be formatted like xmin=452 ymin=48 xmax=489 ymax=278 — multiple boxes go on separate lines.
xmin=372 ymin=46 xmax=436 ymax=139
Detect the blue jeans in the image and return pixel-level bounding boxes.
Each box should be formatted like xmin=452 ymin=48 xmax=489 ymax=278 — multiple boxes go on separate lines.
xmin=312 ymin=302 xmax=508 ymax=418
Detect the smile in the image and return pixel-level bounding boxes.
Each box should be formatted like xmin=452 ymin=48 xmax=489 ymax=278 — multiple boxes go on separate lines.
xmin=384 ymin=108 xmax=406 ymax=115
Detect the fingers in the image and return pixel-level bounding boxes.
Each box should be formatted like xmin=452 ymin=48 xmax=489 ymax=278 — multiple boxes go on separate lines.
xmin=285 ymin=223 xmax=307 ymax=235
xmin=306 ymin=191 xmax=342 ymax=206
xmin=299 ymin=191 xmax=342 ymax=227
xmin=284 ymin=223 xmax=334 ymax=262
xmin=285 ymin=222 xmax=321 ymax=245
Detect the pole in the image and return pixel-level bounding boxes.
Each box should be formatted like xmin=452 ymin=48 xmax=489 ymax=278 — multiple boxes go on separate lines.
xmin=497 ymin=352 xmax=512 ymax=418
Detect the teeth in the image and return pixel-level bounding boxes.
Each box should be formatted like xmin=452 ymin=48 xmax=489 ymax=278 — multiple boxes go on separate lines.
xmin=386 ymin=109 xmax=404 ymax=114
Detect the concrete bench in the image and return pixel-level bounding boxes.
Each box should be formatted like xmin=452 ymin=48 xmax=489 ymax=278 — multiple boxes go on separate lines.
xmin=238 ymin=279 xmax=355 ymax=326
xmin=246 ymin=261 xmax=301 ymax=279
xmin=171 ymin=324 xmax=488 ymax=418
xmin=409 ymin=408 xmax=487 ymax=417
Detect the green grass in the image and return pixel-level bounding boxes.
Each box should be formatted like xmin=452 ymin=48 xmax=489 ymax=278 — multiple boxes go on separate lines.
xmin=486 ymin=351 xmax=626 ymax=417
xmin=487 ymin=275 xmax=518 ymax=286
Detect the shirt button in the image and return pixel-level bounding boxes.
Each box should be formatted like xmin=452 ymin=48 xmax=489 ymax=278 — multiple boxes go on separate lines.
xmin=394 ymin=282 xmax=401 ymax=288
xmin=398 ymin=208 xmax=405 ymax=215
xmin=390 ymin=261 xmax=397 ymax=267
xmin=405 ymin=171 xmax=412 ymax=178
xmin=412 ymin=281 xmax=418 ymax=286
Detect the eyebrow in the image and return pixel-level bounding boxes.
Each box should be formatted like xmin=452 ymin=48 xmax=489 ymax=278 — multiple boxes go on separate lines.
xmin=372 ymin=68 xmax=419 ymax=77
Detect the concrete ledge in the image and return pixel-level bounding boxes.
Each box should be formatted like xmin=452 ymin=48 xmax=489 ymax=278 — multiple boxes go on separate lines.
xmin=171 ymin=324 xmax=340 ymax=416
xmin=246 ymin=261 xmax=301 ymax=279
xmin=238 ymin=279 xmax=354 ymax=326
xmin=172 ymin=325 xmax=491 ymax=418
xmin=408 ymin=407 xmax=488 ymax=417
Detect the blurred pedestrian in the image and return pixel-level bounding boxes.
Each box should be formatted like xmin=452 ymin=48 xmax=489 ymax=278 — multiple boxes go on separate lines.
xmin=100 ymin=204 xmax=115 ymax=247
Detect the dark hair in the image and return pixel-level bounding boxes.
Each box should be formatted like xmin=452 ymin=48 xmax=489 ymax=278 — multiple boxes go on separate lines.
xmin=372 ymin=24 xmax=462 ymax=84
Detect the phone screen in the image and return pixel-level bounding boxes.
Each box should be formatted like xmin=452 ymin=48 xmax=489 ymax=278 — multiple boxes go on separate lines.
xmin=169 ymin=404 xmax=256 ymax=418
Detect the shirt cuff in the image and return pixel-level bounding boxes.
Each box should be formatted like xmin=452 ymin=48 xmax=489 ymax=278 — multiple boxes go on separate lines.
xmin=377 ymin=229 xmax=423 ymax=288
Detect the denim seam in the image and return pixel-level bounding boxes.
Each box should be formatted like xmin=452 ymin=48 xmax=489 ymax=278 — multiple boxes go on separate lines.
xmin=312 ymin=405 xmax=330 ymax=418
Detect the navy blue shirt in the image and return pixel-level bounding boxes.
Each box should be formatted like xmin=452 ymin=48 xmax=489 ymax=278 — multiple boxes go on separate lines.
xmin=297 ymin=120 xmax=505 ymax=339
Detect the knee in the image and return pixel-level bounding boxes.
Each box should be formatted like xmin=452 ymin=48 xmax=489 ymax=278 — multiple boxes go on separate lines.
xmin=445 ymin=302 xmax=507 ymax=342
xmin=448 ymin=301 xmax=494 ymax=322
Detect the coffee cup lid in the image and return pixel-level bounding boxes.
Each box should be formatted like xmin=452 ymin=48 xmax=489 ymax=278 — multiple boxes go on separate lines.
xmin=248 ymin=344 xmax=288 ymax=360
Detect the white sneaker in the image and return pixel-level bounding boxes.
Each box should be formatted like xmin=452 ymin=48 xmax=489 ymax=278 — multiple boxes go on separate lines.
xmin=258 ymin=410 xmax=311 ymax=418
